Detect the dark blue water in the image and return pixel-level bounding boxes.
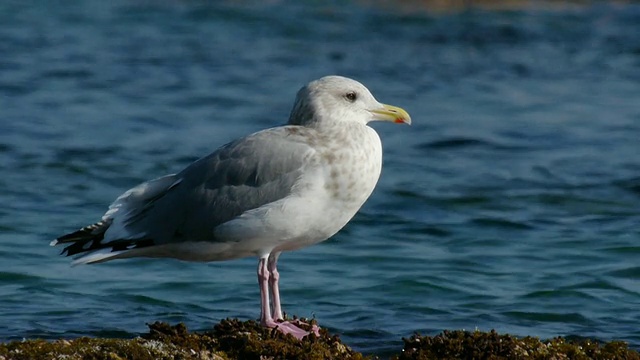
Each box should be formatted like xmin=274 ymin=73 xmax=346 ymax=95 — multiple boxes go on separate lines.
xmin=1 ymin=0 xmax=639 ymax=356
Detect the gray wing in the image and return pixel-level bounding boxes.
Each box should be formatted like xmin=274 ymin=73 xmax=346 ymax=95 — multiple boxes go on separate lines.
xmin=115 ymin=126 xmax=318 ymax=244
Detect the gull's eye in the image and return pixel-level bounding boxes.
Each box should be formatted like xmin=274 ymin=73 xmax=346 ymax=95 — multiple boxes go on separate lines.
xmin=345 ymin=91 xmax=357 ymax=102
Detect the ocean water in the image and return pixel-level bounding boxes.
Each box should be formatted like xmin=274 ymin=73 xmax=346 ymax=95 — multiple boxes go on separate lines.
xmin=1 ymin=0 xmax=639 ymax=356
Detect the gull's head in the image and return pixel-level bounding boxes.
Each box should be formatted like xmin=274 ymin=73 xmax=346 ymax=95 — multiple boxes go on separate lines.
xmin=288 ymin=75 xmax=411 ymax=128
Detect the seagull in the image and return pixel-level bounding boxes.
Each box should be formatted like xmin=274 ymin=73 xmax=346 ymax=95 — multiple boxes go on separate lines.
xmin=52 ymin=75 xmax=411 ymax=339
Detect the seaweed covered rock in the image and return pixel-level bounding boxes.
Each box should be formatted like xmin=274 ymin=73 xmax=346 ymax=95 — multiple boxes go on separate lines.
xmin=0 ymin=335 xmax=225 ymax=360
xmin=1 ymin=321 xmax=638 ymax=360
xmin=395 ymin=329 xmax=640 ymax=360
xmin=207 ymin=318 xmax=367 ymax=360
xmin=142 ymin=319 xmax=366 ymax=360
xmin=0 ymin=319 xmax=367 ymax=360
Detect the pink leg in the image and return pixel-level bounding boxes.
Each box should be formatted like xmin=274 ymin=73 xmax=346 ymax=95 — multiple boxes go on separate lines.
xmin=267 ymin=252 xmax=283 ymax=320
xmin=257 ymin=256 xmax=274 ymax=327
xmin=257 ymin=254 xmax=320 ymax=339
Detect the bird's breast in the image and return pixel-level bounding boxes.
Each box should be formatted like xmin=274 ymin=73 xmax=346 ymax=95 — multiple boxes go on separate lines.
xmin=268 ymin=127 xmax=383 ymax=253
xmin=319 ymin=126 xmax=383 ymax=210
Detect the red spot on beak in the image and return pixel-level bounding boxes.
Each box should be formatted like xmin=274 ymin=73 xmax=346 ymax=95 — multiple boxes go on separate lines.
xmin=394 ymin=118 xmax=405 ymax=123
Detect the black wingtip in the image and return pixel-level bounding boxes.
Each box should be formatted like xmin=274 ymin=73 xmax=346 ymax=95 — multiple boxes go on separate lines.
xmin=53 ymin=220 xmax=155 ymax=258
xmin=53 ymin=221 xmax=110 ymax=257
xmin=54 ymin=221 xmax=109 ymax=244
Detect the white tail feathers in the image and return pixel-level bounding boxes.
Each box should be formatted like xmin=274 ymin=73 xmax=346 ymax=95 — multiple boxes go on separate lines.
xmin=71 ymin=249 xmax=128 ymax=266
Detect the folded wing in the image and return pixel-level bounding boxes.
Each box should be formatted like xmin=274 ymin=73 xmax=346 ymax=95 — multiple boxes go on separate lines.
xmin=53 ymin=126 xmax=318 ymax=262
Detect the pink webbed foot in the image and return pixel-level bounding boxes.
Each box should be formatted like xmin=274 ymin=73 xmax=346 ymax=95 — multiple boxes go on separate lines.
xmin=262 ymin=319 xmax=320 ymax=340
xmin=290 ymin=318 xmax=321 ymax=337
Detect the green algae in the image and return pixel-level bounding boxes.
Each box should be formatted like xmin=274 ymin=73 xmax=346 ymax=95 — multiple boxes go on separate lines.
xmin=143 ymin=319 xmax=367 ymax=360
xmin=1 ymin=321 xmax=639 ymax=360
xmin=394 ymin=329 xmax=640 ymax=360
xmin=0 ymin=319 xmax=366 ymax=360
xmin=0 ymin=336 xmax=220 ymax=360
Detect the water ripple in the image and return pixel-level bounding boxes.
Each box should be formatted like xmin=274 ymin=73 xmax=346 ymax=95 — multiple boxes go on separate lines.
xmin=418 ymin=137 xmax=529 ymax=151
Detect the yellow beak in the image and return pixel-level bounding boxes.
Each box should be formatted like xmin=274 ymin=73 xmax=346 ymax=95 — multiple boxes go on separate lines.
xmin=370 ymin=104 xmax=412 ymax=125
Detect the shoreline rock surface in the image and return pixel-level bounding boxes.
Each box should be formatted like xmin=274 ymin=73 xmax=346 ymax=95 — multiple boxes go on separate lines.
xmin=1 ymin=319 xmax=638 ymax=359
